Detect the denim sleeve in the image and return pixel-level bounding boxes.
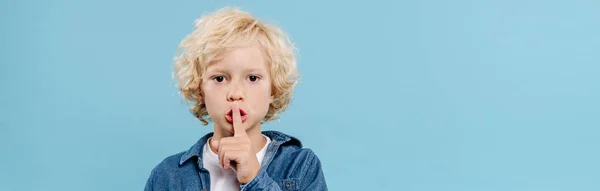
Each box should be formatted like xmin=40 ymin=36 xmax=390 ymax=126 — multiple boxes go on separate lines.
xmin=144 ymin=169 xmax=156 ymax=191
xmin=240 ymin=169 xmax=282 ymax=191
xmin=300 ymin=152 xmax=328 ymax=191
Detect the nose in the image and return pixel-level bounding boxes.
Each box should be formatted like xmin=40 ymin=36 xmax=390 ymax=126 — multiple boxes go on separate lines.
xmin=227 ymin=81 xmax=244 ymax=102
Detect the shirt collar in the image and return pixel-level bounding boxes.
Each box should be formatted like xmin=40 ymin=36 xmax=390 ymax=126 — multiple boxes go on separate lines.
xmin=178 ymin=130 xmax=302 ymax=166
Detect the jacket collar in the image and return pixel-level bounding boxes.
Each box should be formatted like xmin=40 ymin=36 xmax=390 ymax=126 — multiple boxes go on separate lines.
xmin=178 ymin=130 xmax=302 ymax=166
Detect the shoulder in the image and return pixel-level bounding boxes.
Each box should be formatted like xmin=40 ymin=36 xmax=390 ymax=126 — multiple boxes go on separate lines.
xmin=150 ymin=132 xmax=212 ymax=176
xmin=275 ymin=145 xmax=321 ymax=167
xmin=280 ymin=143 xmax=315 ymax=157
xmin=148 ymin=151 xmax=189 ymax=180
xmin=263 ymin=130 xmax=319 ymax=160
xmin=147 ymin=132 xmax=212 ymax=185
xmin=146 ymin=151 xmax=202 ymax=190
xmin=264 ymin=131 xmax=323 ymax=177
xmin=264 ymin=131 xmax=320 ymax=169
xmin=151 ymin=151 xmax=187 ymax=173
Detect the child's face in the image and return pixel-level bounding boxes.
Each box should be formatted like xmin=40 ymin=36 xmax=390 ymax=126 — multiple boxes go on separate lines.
xmin=202 ymin=42 xmax=274 ymax=133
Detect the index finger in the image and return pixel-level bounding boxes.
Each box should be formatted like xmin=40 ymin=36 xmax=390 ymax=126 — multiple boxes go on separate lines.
xmin=232 ymin=101 xmax=246 ymax=137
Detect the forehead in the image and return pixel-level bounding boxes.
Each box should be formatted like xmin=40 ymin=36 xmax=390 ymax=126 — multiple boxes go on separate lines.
xmin=207 ymin=43 xmax=268 ymax=72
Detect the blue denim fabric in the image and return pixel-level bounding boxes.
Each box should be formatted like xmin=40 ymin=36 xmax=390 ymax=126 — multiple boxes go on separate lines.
xmin=145 ymin=131 xmax=327 ymax=191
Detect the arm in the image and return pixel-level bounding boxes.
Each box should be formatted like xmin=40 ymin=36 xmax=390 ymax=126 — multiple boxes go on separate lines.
xmin=143 ymin=169 xmax=155 ymax=191
xmin=299 ymin=153 xmax=327 ymax=191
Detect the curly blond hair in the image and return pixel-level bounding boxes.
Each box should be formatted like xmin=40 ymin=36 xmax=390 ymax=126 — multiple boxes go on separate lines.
xmin=173 ymin=7 xmax=298 ymax=125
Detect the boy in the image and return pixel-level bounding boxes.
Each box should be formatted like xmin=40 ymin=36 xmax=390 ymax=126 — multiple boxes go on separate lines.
xmin=144 ymin=7 xmax=327 ymax=191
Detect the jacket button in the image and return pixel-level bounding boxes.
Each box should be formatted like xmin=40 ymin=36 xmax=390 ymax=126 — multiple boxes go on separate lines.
xmin=286 ymin=182 xmax=291 ymax=189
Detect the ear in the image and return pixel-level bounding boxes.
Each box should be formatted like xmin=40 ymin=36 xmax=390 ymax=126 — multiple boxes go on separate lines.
xmin=270 ymin=94 xmax=275 ymax=103
xmin=197 ymin=92 xmax=204 ymax=104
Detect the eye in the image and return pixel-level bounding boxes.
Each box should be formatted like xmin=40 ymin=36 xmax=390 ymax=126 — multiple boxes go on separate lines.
xmin=213 ymin=76 xmax=225 ymax=83
xmin=248 ymin=75 xmax=260 ymax=82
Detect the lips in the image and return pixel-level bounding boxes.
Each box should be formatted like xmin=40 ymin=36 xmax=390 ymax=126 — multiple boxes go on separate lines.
xmin=225 ymin=109 xmax=247 ymax=123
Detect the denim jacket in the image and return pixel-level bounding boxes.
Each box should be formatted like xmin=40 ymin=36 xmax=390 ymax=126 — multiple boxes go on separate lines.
xmin=144 ymin=131 xmax=327 ymax=191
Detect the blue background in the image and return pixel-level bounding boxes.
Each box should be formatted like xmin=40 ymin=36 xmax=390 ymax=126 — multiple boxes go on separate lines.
xmin=1 ymin=0 xmax=599 ymax=190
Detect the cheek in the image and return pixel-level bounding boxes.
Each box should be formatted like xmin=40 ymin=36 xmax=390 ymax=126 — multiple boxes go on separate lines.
xmin=201 ymin=86 xmax=223 ymax=115
xmin=252 ymin=92 xmax=271 ymax=106
xmin=250 ymin=87 xmax=273 ymax=114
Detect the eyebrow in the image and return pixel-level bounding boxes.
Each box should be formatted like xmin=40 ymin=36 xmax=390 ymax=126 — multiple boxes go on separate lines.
xmin=207 ymin=68 xmax=266 ymax=74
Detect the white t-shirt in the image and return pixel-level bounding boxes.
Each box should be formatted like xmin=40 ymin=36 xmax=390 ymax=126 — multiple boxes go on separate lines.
xmin=202 ymin=135 xmax=271 ymax=191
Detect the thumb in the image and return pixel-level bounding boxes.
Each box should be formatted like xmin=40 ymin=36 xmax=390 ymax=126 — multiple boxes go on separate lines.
xmin=211 ymin=140 xmax=220 ymax=151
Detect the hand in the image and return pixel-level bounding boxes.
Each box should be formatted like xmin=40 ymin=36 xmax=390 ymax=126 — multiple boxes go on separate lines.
xmin=211 ymin=101 xmax=261 ymax=184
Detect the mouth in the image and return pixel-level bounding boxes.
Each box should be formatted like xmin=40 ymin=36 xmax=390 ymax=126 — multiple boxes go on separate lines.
xmin=225 ymin=109 xmax=247 ymax=123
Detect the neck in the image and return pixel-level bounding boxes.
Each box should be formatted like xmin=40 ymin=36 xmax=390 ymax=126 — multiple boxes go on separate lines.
xmin=210 ymin=122 xmax=266 ymax=154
